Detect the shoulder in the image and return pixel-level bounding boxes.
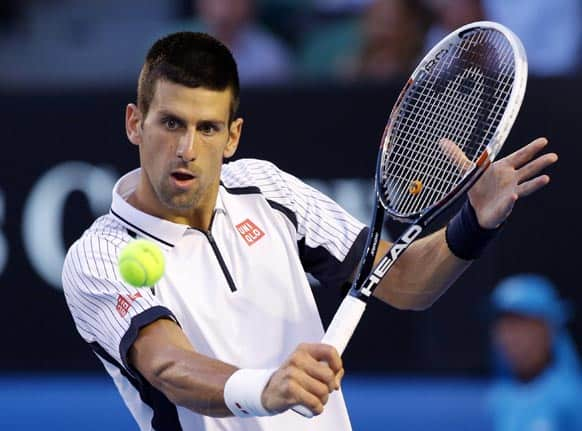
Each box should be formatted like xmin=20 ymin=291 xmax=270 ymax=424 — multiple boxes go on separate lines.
xmin=221 ymin=158 xmax=293 ymax=197
xmin=222 ymin=159 xmax=307 ymax=226
xmin=221 ymin=158 xmax=284 ymax=185
xmin=63 ymin=214 xmax=132 ymax=279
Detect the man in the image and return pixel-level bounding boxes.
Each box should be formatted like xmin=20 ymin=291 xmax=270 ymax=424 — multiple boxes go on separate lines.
xmin=62 ymin=32 xmax=557 ymax=430
xmin=489 ymin=274 xmax=582 ymax=430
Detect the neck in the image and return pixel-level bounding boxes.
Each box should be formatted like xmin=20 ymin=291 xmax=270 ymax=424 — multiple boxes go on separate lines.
xmin=167 ymin=205 xmax=216 ymax=231
xmin=128 ymin=173 xmax=219 ymax=232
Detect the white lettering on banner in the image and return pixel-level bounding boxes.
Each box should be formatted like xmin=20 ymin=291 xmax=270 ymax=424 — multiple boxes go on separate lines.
xmin=0 ymin=189 xmax=7 ymax=276
xmin=22 ymin=162 xmax=117 ymax=290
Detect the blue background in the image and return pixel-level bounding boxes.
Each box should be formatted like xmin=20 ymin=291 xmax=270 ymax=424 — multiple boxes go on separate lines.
xmin=0 ymin=375 xmax=491 ymax=430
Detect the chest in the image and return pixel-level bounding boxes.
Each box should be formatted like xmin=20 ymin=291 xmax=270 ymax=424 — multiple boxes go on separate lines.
xmin=153 ymin=196 xmax=321 ymax=364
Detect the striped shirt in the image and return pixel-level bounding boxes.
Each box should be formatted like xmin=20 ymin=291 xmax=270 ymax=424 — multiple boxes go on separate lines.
xmin=62 ymin=159 xmax=367 ymax=431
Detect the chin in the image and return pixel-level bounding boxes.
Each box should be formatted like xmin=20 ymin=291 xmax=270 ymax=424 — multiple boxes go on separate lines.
xmin=159 ymin=185 xmax=200 ymax=209
xmin=156 ymin=192 xmax=194 ymax=211
xmin=168 ymin=196 xmax=199 ymax=211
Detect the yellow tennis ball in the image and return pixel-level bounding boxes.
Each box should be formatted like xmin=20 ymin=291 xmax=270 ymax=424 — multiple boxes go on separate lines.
xmin=118 ymin=239 xmax=165 ymax=287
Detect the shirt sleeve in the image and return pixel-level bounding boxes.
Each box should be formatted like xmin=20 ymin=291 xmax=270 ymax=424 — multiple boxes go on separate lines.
xmin=278 ymin=169 xmax=368 ymax=288
xmin=222 ymin=159 xmax=369 ymax=288
xmin=62 ymin=233 xmax=177 ymax=375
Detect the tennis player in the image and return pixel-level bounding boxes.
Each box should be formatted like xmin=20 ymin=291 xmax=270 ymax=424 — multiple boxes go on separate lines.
xmin=62 ymin=32 xmax=557 ymax=431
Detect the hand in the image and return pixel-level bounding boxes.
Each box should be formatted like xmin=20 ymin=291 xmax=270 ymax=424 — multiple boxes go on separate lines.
xmin=468 ymin=137 xmax=558 ymax=229
xmin=261 ymin=343 xmax=343 ymax=416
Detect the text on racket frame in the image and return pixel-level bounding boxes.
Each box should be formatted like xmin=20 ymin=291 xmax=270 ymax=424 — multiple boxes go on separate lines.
xmin=360 ymin=225 xmax=423 ymax=297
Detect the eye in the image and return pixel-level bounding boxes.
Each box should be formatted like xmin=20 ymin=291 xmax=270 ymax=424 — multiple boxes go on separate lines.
xmin=198 ymin=123 xmax=219 ymax=135
xmin=162 ymin=117 xmax=182 ymax=130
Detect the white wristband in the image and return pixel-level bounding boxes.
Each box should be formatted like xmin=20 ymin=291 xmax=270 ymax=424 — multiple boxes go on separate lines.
xmin=224 ymin=368 xmax=276 ymax=417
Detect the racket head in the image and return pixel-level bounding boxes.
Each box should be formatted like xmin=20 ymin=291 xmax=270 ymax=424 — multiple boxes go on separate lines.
xmin=377 ymin=21 xmax=528 ymax=223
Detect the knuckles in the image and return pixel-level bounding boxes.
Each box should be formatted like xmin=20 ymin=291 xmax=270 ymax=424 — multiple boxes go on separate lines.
xmin=280 ymin=377 xmax=299 ymax=402
xmin=288 ymin=350 xmax=307 ymax=368
xmin=270 ymin=343 xmax=343 ymax=415
xmin=281 ymin=366 xmax=300 ymax=387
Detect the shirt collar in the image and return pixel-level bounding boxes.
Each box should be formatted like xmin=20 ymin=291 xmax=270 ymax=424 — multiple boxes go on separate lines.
xmin=110 ymin=168 xmax=226 ymax=247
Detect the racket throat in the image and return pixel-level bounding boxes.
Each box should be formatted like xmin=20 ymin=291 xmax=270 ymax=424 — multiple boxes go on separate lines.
xmin=356 ymin=224 xmax=423 ymax=298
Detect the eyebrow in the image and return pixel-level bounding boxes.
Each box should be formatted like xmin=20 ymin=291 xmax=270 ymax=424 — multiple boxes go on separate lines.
xmin=157 ymin=110 xmax=226 ymax=127
xmin=198 ymin=119 xmax=226 ymax=128
xmin=158 ymin=110 xmax=186 ymax=123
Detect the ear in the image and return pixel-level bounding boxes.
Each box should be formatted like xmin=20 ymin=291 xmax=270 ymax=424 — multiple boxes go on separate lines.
xmin=224 ymin=117 xmax=243 ymax=159
xmin=125 ymin=103 xmax=143 ymax=146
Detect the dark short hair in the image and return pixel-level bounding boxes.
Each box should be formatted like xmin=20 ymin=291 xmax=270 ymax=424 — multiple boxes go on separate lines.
xmin=137 ymin=32 xmax=240 ymax=122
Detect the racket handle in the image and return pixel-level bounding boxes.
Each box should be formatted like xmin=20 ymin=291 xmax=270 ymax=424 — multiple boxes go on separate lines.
xmin=292 ymin=404 xmax=316 ymax=418
xmin=292 ymin=295 xmax=367 ymax=418
xmin=321 ymin=295 xmax=367 ymax=355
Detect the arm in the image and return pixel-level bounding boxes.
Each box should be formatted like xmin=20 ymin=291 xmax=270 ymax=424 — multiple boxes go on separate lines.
xmin=129 ymin=319 xmax=343 ymax=417
xmin=372 ymin=137 xmax=558 ymax=310
xmin=129 ymin=318 xmax=235 ymax=416
xmin=372 ymin=231 xmax=469 ymax=310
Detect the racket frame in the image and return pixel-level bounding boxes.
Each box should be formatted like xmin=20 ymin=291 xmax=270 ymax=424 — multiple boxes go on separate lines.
xmin=351 ymin=20 xmax=528 ymax=301
xmin=293 ymin=21 xmax=527 ymax=419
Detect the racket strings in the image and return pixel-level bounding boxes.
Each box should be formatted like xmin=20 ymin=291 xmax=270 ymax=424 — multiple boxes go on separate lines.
xmin=385 ymin=67 xmax=485 ymax=213
xmin=385 ymin=70 xmax=482 ymax=210
xmin=393 ymin=32 xmax=503 ymax=209
xmin=414 ymin=68 xmax=486 ymax=211
xmin=393 ymin=67 xmax=486 ymax=212
xmin=381 ymin=28 xmax=516 ymax=217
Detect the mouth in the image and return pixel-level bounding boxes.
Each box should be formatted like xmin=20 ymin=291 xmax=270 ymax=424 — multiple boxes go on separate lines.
xmin=170 ymin=169 xmax=197 ymax=187
xmin=171 ymin=171 xmax=195 ymax=180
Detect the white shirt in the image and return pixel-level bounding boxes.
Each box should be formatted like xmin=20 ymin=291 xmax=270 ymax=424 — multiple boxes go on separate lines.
xmin=62 ymin=159 xmax=367 ymax=431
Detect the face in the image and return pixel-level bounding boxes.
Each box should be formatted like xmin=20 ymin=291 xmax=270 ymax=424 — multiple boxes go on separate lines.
xmin=126 ymin=80 xmax=242 ymax=225
xmin=492 ymin=313 xmax=553 ymax=381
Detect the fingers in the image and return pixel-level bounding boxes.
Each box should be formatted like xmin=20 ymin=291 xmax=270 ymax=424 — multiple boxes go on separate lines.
xmin=280 ymin=366 xmax=331 ymax=414
xmin=287 ymin=381 xmax=327 ymax=416
xmin=307 ymin=343 xmax=343 ymax=376
xmin=503 ymin=137 xmax=548 ymax=168
xmin=511 ymin=139 xmax=556 ymax=197
xmin=517 ymin=175 xmax=551 ymax=198
xmin=261 ymin=343 xmax=343 ymax=415
xmin=517 ymin=152 xmax=558 ymax=183
xmin=287 ymin=345 xmax=341 ymax=391
xmin=438 ymin=138 xmax=473 ymax=173
xmin=467 ymin=137 xmax=555 ymax=228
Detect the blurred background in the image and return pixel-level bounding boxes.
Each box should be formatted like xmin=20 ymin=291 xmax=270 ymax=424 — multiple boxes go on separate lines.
xmin=0 ymin=0 xmax=581 ymax=430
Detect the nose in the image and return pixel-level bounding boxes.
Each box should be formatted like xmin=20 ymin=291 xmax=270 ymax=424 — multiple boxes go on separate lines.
xmin=176 ymin=130 xmax=197 ymax=162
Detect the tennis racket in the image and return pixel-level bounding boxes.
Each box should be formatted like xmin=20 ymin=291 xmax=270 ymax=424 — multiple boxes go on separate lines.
xmin=293 ymin=21 xmax=527 ymax=417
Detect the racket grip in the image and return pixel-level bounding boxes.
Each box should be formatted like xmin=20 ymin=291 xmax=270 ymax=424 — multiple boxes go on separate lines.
xmin=321 ymin=295 xmax=367 ymax=355
xmin=292 ymin=295 xmax=367 ymax=418
xmin=292 ymin=404 xmax=315 ymax=418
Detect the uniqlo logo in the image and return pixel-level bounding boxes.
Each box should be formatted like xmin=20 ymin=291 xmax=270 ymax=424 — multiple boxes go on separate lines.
xmin=116 ymin=292 xmax=142 ymax=317
xmin=236 ymin=219 xmax=265 ymax=246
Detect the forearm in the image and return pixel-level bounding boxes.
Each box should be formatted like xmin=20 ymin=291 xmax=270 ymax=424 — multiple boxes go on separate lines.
xmin=129 ymin=319 xmax=237 ymax=417
xmin=147 ymin=346 xmax=237 ymax=417
xmin=134 ymin=341 xmax=342 ymax=418
xmin=373 ymin=228 xmax=470 ymax=310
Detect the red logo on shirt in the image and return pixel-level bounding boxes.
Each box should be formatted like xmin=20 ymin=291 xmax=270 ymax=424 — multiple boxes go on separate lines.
xmin=116 ymin=292 xmax=142 ymax=317
xmin=235 ymin=219 xmax=265 ymax=246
